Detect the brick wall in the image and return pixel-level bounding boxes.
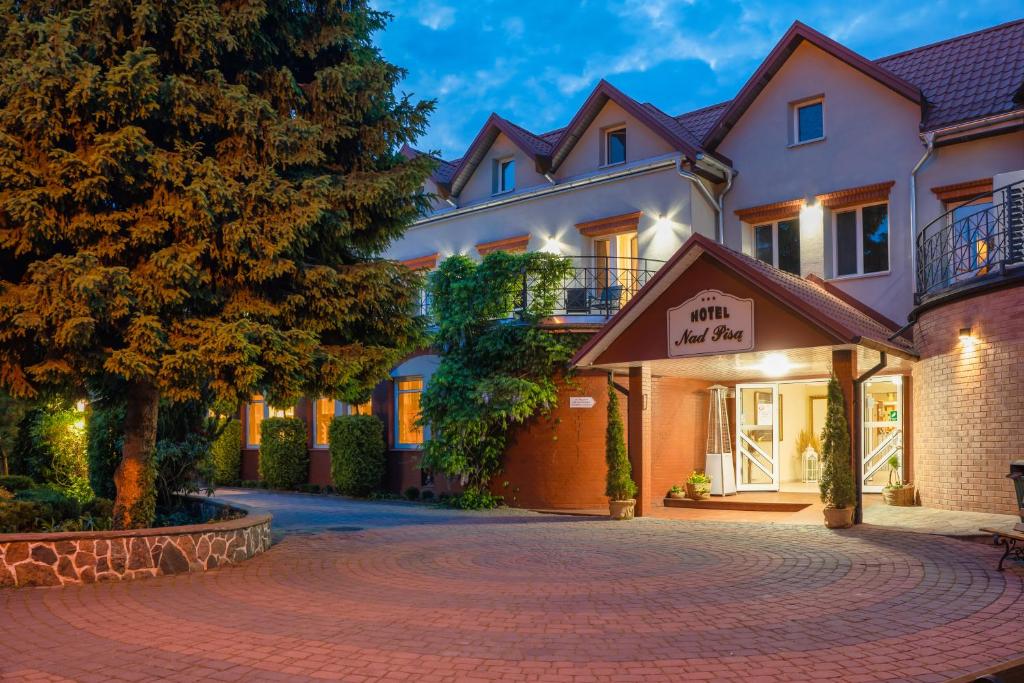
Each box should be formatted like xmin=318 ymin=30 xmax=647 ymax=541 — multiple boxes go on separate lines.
xmin=650 ymin=378 xmax=715 ymax=500
xmin=497 ymin=372 xmax=625 ymax=509
xmin=912 ymin=283 xmax=1024 ymax=515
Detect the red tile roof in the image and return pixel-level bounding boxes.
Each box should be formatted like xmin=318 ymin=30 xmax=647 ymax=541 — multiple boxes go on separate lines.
xmin=422 ymin=19 xmax=1023 ymax=187
xmin=572 ymin=233 xmax=916 ymax=367
xmin=875 ymin=18 xmax=1024 ymax=130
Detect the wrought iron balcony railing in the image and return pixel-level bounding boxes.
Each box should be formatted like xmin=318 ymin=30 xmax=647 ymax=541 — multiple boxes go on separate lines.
xmin=418 ymin=255 xmax=665 ymax=321
xmin=916 ymin=179 xmax=1024 ymax=301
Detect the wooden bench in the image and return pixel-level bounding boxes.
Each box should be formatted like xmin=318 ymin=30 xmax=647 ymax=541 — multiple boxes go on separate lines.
xmin=981 ymin=527 xmax=1024 ymax=571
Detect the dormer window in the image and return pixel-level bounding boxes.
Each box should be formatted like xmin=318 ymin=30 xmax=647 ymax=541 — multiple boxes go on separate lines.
xmin=604 ymin=126 xmax=626 ymax=166
xmin=492 ymin=157 xmax=515 ymax=195
xmin=792 ymin=97 xmax=824 ymax=145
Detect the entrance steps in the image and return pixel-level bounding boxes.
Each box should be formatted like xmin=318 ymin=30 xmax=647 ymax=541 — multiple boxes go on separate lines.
xmin=663 ymin=492 xmax=815 ymax=512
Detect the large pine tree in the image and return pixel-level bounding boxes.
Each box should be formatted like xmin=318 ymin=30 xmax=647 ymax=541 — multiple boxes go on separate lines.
xmin=0 ymin=0 xmax=434 ymax=527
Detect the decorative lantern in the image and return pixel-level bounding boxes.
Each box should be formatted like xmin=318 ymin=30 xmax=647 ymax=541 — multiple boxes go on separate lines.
xmin=704 ymin=385 xmax=737 ymax=496
xmin=803 ymin=447 xmax=819 ymax=483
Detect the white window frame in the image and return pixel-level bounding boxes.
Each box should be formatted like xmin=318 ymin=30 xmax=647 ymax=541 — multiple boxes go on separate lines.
xmin=603 ymin=125 xmax=626 ymax=167
xmin=393 ymin=376 xmax=425 ymax=450
xmin=791 ymin=97 xmax=825 ymax=146
xmin=751 ymin=218 xmax=800 ymax=274
xmin=493 ymin=157 xmax=515 ymax=195
xmin=830 ymin=201 xmax=891 ymax=280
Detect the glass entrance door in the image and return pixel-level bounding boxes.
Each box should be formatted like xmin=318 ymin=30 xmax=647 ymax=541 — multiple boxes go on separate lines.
xmin=862 ymin=377 xmax=903 ymax=493
xmin=736 ymin=384 xmax=780 ymax=491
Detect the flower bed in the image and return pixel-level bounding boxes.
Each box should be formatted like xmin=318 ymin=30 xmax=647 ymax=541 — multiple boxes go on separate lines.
xmin=0 ymin=497 xmax=270 ymax=588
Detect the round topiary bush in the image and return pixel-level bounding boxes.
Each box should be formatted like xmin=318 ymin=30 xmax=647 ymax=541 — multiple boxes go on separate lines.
xmin=210 ymin=420 xmax=242 ymax=486
xmin=258 ymin=417 xmax=309 ymax=489
xmin=329 ymin=415 xmax=385 ymax=497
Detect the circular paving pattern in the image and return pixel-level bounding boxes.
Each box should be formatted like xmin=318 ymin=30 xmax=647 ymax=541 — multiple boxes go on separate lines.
xmin=0 ymin=494 xmax=1022 ymax=682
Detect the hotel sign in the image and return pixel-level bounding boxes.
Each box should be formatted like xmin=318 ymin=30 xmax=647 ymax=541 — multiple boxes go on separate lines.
xmin=667 ymin=290 xmax=755 ymax=358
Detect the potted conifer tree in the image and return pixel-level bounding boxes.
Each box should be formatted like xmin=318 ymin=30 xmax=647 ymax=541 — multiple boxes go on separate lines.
xmin=606 ymin=382 xmax=637 ymax=520
xmin=819 ymin=375 xmax=856 ymax=529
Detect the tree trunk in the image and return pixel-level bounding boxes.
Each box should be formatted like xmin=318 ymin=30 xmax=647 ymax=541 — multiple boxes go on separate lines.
xmin=112 ymin=380 xmax=160 ymax=529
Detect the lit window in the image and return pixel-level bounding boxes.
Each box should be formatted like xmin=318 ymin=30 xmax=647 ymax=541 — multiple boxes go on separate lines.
xmin=752 ymin=218 xmax=800 ymax=275
xmin=492 ymin=158 xmax=515 ymax=194
xmin=246 ymin=395 xmax=265 ymax=447
xmin=394 ymin=377 xmax=424 ymax=448
xmin=794 ymin=99 xmax=824 ymax=144
xmin=313 ymin=398 xmax=336 ymax=448
xmin=832 ymin=203 xmax=889 ymax=277
xmin=268 ymin=405 xmax=294 ymax=418
xmin=347 ymin=400 xmax=373 ymax=416
xmin=605 ymin=127 xmax=626 ymax=165
xmin=949 ymin=197 xmax=995 ymax=275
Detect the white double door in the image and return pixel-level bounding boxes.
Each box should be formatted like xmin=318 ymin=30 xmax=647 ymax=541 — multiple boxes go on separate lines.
xmin=736 ymin=384 xmax=780 ymax=491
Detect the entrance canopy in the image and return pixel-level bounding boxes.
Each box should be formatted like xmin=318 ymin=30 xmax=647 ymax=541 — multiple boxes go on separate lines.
xmin=572 ymin=234 xmax=916 ymax=378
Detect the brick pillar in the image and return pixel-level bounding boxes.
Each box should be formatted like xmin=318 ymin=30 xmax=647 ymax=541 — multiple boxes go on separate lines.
xmin=831 ymin=349 xmax=858 ymax=474
xmin=628 ymin=364 xmax=653 ymax=517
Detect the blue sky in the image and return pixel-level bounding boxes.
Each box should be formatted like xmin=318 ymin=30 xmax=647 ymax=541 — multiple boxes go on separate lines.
xmin=371 ymin=0 xmax=1020 ymax=160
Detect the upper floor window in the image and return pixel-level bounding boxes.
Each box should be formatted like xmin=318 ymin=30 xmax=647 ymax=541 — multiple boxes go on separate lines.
xmin=833 ymin=202 xmax=889 ymax=278
xmin=492 ymin=157 xmax=515 ymax=195
xmin=605 ymin=127 xmax=626 ymax=166
xmin=753 ymin=218 xmax=800 ymax=275
xmin=793 ymin=98 xmax=824 ymax=144
xmin=394 ymin=377 xmax=424 ymax=449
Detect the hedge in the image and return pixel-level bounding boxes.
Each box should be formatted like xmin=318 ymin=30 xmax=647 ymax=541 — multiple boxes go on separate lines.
xmin=329 ymin=415 xmax=385 ymax=496
xmin=0 ymin=474 xmax=35 ymax=491
xmin=258 ymin=417 xmax=308 ymax=489
xmin=210 ymin=420 xmax=242 ymax=485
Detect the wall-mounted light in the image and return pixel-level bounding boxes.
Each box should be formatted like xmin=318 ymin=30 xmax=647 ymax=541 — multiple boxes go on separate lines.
xmin=958 ymin=327 xmax=974 ymax=343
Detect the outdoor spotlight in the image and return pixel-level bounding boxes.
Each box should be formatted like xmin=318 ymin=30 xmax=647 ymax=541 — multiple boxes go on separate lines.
xmin=958 ymin=327 xmax=974 ymax=342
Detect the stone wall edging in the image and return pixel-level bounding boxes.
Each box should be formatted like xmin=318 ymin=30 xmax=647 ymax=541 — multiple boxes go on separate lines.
xmin=0 ymin=497 xmax=272 ymax=588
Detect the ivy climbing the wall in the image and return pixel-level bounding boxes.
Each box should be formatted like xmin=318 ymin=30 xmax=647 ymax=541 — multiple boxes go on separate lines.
xmin=419 ymin=251 xmax=589 ymax=498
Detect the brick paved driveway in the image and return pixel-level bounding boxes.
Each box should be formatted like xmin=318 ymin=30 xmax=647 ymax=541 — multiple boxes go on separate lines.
xmin=1 ymin=489 xmax=1022 ymax=682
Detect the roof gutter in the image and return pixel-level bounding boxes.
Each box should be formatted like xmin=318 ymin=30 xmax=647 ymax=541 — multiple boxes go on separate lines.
xmin=411 ymin=154 xmax=680 ymax=228
xmin=926 ymin=109 xmax=1024 ymax=143
xmin=909 ymin=131 xmax=934 ymax=304
xmin=676 ymin=157 xmax=731 ymax=243
xmin=697 ymin=153 xmax=735 ymax=243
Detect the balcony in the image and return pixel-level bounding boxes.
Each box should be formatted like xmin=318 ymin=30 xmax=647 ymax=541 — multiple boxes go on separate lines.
xmin=420 ymin=255 xmax=665 ymax=322
xmin=916 ymin=179 xmax=1024 ymax=302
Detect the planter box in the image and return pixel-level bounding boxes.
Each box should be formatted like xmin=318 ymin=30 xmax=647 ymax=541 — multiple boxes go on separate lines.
xmin=882 ymin=485 xmax=916 ymax=506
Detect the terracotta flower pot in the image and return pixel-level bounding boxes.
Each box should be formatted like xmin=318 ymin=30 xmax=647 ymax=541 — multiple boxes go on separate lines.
xmin=882 ymin=485 xmax=916 ymax=506
xmin=823 ymin=506 xmax=854 ymax=529
xmin=685 ymin=482 xmax=709 ymax=500
xmin=609 ymin=499 xmax=636 ymax=520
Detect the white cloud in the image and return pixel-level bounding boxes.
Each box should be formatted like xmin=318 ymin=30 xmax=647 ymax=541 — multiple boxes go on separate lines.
xmin=414 ymin=1 xmax=456 ymax=30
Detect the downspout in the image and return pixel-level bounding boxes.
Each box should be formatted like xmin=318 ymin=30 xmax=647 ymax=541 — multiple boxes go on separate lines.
xmin=852 ymin=351 xmax=887 ymax=525
xmin=676 ymin=157 xmax=726 ymax=243
xmin=909 ymin=132 xmax=935 ymax=300
xmin=543 ymin=173 xmax=556 ymax=186
xmin=697 ymin=153 xmax=735 ymax=244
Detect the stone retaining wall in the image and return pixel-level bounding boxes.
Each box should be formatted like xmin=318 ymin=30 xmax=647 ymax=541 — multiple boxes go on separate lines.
xmin=0 ymin=499 xmax=271 ymax=588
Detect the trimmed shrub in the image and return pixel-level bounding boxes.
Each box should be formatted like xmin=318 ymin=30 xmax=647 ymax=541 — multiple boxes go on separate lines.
xmin=86 ymin=402 xmax=124 ymax=500
xmin=444 ymin=489 xmax=502 ymax=509
xmin=820 ymin=375 xmax=855 ymax=509
xmin=420 ymin=490 xmax=435 ymax=502
xmin=605 ymin=383 xmax=637 ymax=501
xmin=258 ymin=417 xmax=309 ymax=489
xmin=15 ymin=486 xmax=81 ymax=521
xmin=0 ymin=500 xmax=48 ymax=533
xmin=0 ymin=474 xmax=35 ymax=491
xmin=210 ymin=420 xmax=242 ymax=486
xmin=329 ymin=415 xmax=385 ymax=497
xmin=403 ymin=486 xmax=420 ymax=501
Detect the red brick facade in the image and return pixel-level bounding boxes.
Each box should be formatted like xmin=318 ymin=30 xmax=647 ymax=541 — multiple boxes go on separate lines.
xmin=912 ymin=282 xmax=1024 ymax=515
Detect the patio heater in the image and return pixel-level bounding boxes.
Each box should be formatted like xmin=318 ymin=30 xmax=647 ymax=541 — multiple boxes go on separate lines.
xmin=705 ymin=385 xmax=737 ymax=496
